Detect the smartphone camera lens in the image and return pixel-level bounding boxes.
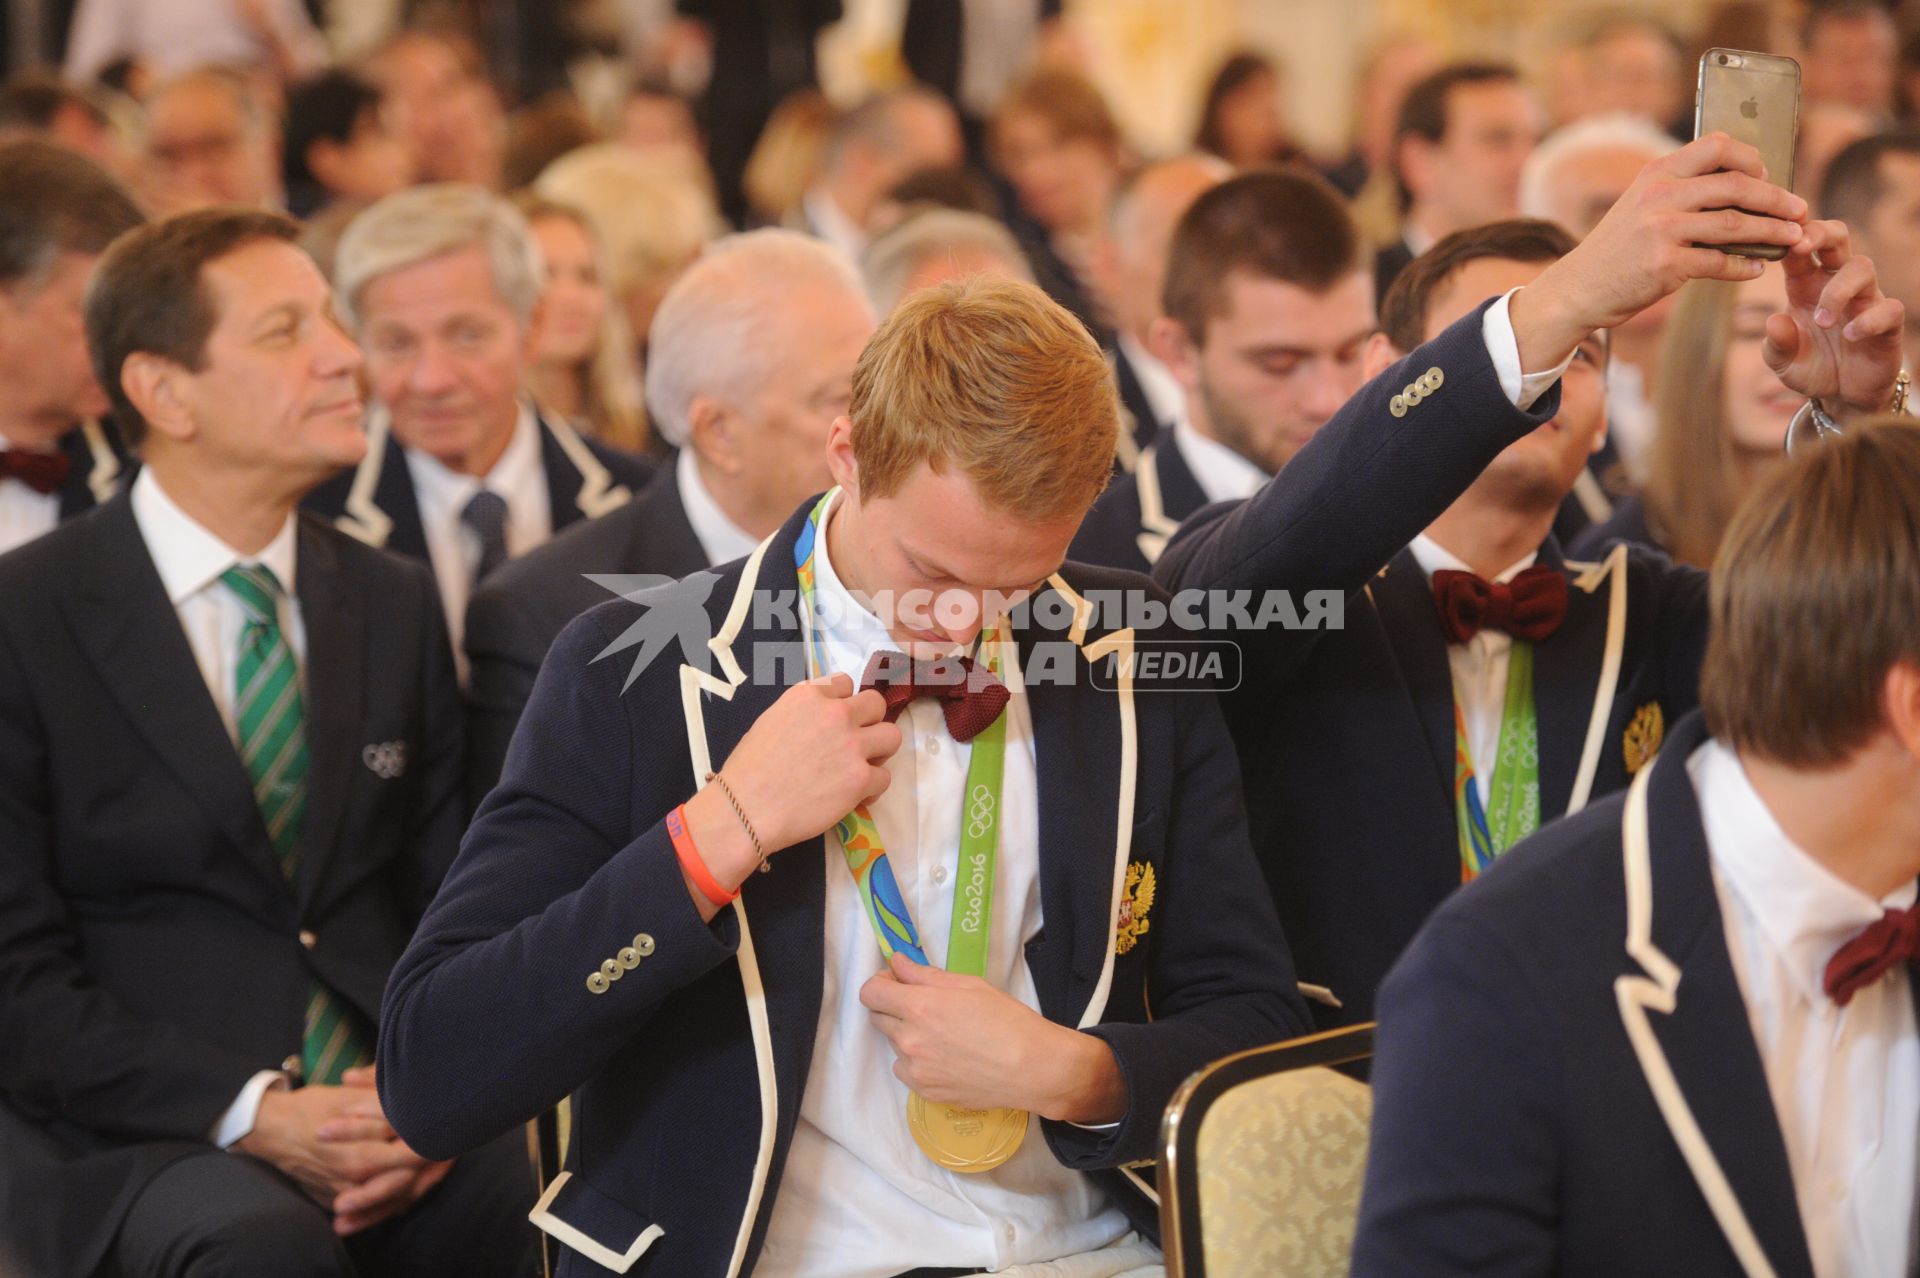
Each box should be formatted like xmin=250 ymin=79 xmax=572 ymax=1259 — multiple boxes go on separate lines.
xmin=1717 ymin=53 xmax=1730 ymax=65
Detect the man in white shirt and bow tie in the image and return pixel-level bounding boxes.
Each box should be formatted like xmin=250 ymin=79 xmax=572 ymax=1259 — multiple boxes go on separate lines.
xmin=1356 ymin=417 xmax=1920 ymax=1277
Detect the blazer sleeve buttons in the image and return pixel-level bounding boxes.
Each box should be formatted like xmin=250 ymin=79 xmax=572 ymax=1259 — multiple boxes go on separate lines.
xmin=586 ymin=933 xmax=659 ymax=993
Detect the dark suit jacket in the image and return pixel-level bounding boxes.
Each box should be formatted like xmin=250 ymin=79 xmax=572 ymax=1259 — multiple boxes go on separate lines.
xmin=464 ymin=463 xmax=710 ymax=804
xmin=1069 ymin=425 xmax=1211 ymax=576
xmin=303 ymin=407 xmax=653 ymax=569
xmin=1354 ymin=712 xmax=1848 ymax=1278
xmin=378 ymin=505 xmax=1308 ymax=1277
xmin=1109 ymin=341 xmax=1169 ymax=469
xmin=0 ymin=493 xmax=464 ymax=1277
xmin=1570 ymin=490 xmax=1661 ymax=560
xmin=53 ymin=416 xmax=135 ymax=522
xmin=1154 ymin=302 xmax=1707 ymax=1025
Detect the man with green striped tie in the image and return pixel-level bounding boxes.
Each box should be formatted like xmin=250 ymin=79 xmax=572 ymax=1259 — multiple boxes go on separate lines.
xmin=0 ymin=207 xmax=538 ymax=1275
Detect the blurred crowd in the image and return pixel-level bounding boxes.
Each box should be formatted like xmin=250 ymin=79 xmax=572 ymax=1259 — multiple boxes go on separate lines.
xmin=7 ymin=1 xmax=1920 ymax=571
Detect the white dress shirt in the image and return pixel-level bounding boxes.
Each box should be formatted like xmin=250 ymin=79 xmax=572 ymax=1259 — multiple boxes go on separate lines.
xmin=1168 ymin=420 xmax=1269 ymax=505
xmin=0 ymin=446 xmax=62 ymax=557
xmin=675 ymin=447 xmax=759 ymax=566
xmin=801 ymin=186 xmax=868 ymax=264
xmin=755 ymin=492 xmax=1129 ymax=1278
xmin=1405 ymin=536 xmax=1538 ymax=811
xmin=405 ymin=403 xmax=553 ymax=673
xmin=64 ymin=0 xmax=327 ymax=81
xmin=1689 ymin=740 xmax=1918 ymax=1278
xmin=129 ymin=468 xmax=306 ymax=1147
xmin=1117 ymin=333 xmax=1185 ymax=435
xmin=1390 ymin=288 xmax=1571 ymax=809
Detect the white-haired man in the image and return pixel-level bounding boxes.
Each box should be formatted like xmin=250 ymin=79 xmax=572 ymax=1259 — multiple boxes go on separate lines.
xmin=463 ymin=229 xmax=876 ymax=797
xmin=1520 ymin=113 xmax=1681 ymax=513
xmin=797 ymin=88 xmax=965 ymax=261
xmin=305 ymin=183 xmax=653 ymax=672
xmin=859 ymin=207 xmax=1032 ymax=316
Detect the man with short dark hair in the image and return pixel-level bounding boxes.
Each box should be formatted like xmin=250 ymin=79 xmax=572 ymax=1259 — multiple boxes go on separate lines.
xmin=0 ymin=206 xmax=537 ymax=1276
xmin=1355 ymin=417 xmax=1920 ymax=1278
xmin=1070 ymin=167 xmax=1371 ymax=573
xmin=1822 ymin=129 xmax=1920 ymax=368
xmin=0 ymin=73 xmax=123 ymax=169
xmin=281 ymin=70 xmax=414 ymax=220
xmin=0 ymin=138 xmax=143 ymax=556
xmin=1377 ymin=63 xmax=1541 ymax=305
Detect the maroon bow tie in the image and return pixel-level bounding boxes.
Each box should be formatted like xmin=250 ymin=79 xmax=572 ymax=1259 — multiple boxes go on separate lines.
xmin=0 ymin=448 xmax=70 ymax=495
xmin=1824 ymin=904 xmax=1920 ymax=1007
xmin=1431 ymin=565 xmax=1569 ymax=644
xmin=860 ymin=650 xmax=1010 ymax=743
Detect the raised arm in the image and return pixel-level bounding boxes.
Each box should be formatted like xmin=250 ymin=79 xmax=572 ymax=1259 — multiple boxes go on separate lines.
xmin=1156 ymin=133 xmax=1813 ymax=600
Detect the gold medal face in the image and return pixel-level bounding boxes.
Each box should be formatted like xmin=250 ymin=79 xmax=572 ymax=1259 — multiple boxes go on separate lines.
xmin=907 ymin=1094 xmax=1028 ymax=1174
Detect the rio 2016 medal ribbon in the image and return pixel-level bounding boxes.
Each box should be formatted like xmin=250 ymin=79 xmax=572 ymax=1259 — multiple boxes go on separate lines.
xmin=796 ymin=491 xmax=1027 ymax=1173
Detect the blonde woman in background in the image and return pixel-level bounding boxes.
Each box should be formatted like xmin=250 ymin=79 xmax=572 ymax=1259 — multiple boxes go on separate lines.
xmin=741 ymin=87 xmax=835 ymax=228
xmin=535 ymin=143 xmax=722 ymax=434
xmin=515 ymin=194 xmax=649 ymax=455
xmin=1571 ymin=263 xmax=1799 ymax=567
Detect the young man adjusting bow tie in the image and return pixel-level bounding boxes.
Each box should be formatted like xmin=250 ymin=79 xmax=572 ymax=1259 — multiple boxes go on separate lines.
xmin=378 ymin=277 xmax=1307 ymax=1277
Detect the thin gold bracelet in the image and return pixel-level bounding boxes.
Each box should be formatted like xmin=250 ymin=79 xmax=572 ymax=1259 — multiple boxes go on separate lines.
xmin=705 ymin=772 xmax=770 ymax=872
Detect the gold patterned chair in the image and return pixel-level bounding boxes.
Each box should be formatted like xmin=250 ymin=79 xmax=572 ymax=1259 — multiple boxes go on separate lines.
xmin=1158 ymin=1023 xmax=1375 ymax=1278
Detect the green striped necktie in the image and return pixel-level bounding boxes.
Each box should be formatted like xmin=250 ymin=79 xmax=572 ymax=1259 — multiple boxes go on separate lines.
xmin=222 ymin=564 xmax=371 ymax=1087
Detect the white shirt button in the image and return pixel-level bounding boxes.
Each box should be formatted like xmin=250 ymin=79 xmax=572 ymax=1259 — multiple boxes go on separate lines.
xmin=933 ymin=865 xmax=948 ymax=885
xmin=926 ymin=736 xmax=941 ymax=756
xmin=1004 ymin=1224 xmax=1017 ymax=1244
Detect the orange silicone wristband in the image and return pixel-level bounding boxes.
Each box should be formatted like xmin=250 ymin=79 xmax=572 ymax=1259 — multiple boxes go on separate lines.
xmin=667 ymin=804 xmax=736 ymax=907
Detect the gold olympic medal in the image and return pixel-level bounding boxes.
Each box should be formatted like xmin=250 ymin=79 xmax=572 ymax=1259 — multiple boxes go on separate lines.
xmin=907 ymin=1093 xmax=1028 ymax=1173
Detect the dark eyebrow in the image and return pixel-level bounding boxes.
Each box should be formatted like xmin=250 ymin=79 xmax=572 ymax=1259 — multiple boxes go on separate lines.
xmin=249 ymin=302 xmax=303 ymax=335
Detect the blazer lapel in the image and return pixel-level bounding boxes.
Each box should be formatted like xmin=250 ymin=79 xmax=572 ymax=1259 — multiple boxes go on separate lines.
xmin=1533 ymin=540 xmax=1613 ymax=818
xmin=1153 ymin=429 xmax=1210 ymax=523
xmin=1018 ymin=577 xmax=1133 ymax=1028
xmin=372 ymin=434 xmax=430 ymax=561
xmin=682 ymin=507 xmax=825 ymax=1119
xmin=66 ymin=498 xmax=286 ymax=894
xmin=1618 ymin=717 xmax=1815 ymax=1278
xmin=290 ymin=520 xmax=365 ymax=916
xmin=1369 ymin=549 xmax=1457 ymax=804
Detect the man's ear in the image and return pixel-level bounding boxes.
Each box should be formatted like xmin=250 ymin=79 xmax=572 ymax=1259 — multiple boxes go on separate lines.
xmin=824 ymin=414 xmax=858 ymax=495
xmin=120 ymin=352 xmax=195 ymax=444
xmin=686 ymin=394 xmax=741 ymax=475
xmin=1360 ymin=331 xmax=1402 ymax=381
xmin=1883 ymin=661 xmax=1920 ymax=765
xmin=306 ymin=138 xmax=350 ymax=193
xmin=1397 ymin=135 xmax=1435 ymax=205
xmin=1148 ymin=314 xmax=1200 ymax=393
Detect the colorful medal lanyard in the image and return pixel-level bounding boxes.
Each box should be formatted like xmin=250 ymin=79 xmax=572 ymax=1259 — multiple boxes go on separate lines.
xmin=793 ymin=490 xmax=1007 ymax=976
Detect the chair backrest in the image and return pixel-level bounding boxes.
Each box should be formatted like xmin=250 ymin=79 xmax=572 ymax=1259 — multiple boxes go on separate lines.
xmin=1159 ymin=1023 xmax=1376 ymax=1278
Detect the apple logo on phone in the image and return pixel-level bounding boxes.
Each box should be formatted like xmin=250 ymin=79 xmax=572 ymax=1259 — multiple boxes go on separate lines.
xmin=1740 ymin=97 xmax=1760 ymax=119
